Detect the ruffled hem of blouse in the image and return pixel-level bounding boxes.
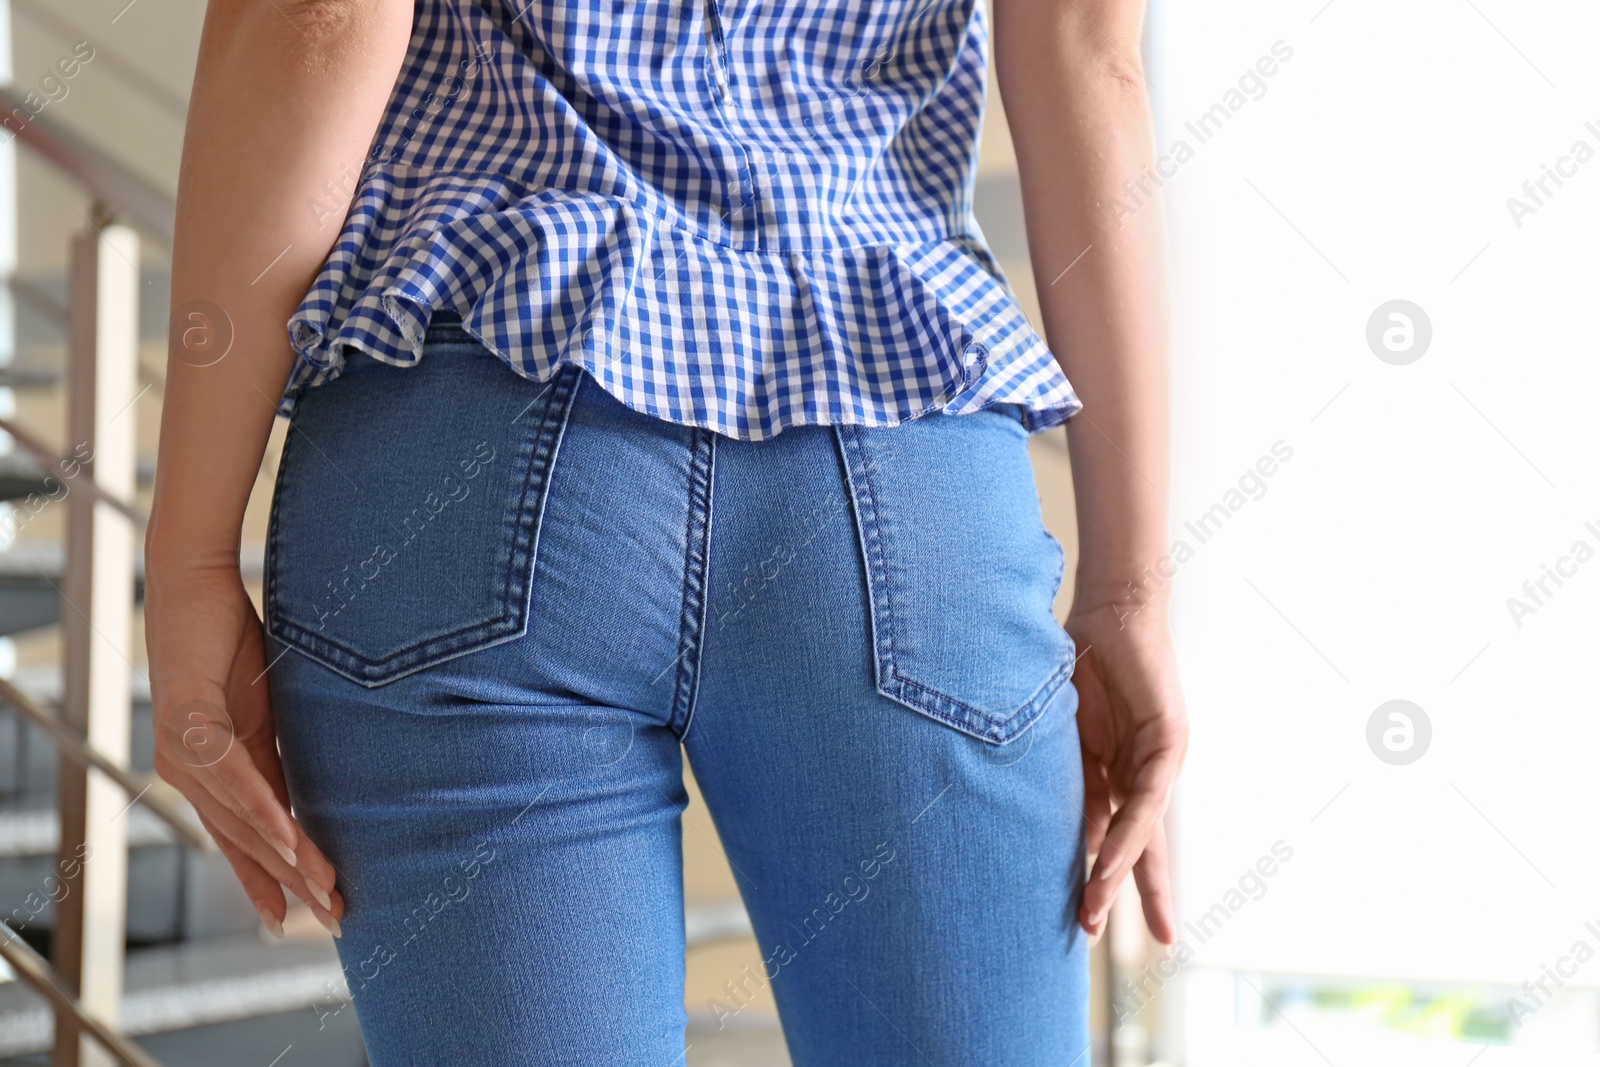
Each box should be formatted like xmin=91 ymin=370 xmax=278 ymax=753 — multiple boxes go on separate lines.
xmin=282 ymin=181 xmax=1082 ymax=441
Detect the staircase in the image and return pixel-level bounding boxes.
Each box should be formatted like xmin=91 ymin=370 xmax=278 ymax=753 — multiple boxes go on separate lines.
xmin=0 ymin=1 xmax=367 ymax=1055
xmin=0 ymin=663 xmax=358 ymax=1063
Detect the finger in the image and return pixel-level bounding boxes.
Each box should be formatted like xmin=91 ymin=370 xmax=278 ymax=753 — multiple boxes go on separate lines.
xmin=194 ymin=742 xmax=300 ymax=867
xmin=222 ymin=756 xmax=342 ymax=909
xmin=194 ymin=786 xmax=345 ymax=932
xmin=1087 ymin=783 xmax=1161 ymax=894
xmin=1089 ymin=749 xmax=1180 ymax=890
xmin=225 ymin=626 xmax=344 ymax=906
xmin=238 ymin=755 xmax=342 ymax=915
xmin=1081 ymin=781 xmax=1169 ymax=932
xmin=1079 ymin=867 xmax=1116 ymax=938
xmin=197 ymin=810 xmax=286 ymax=937
xmin=165 ymin=763 xmax=305 ymax=895
xmin=222 ymin=670 xmax=344 ymax=907
xmin=285 ymin=826 xmax=342 ymax=915
xmin=1131 ymin=820 xmax=1176 ymax=946
xmin=1081 ymin=761 xmax=1112 ymax=861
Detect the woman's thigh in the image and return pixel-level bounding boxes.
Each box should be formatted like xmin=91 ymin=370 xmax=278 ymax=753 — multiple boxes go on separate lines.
xmin=268 ymin=661 xmax=689 ymax=1066
xmin=686 ymin=410 xmax=1089 ymax=1066
xmin=263 ymin=345 xmax=702 ymax=1064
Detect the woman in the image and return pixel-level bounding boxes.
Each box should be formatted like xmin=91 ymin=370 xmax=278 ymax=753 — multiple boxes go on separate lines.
xmin=146 ymin=0 xmax=1186 ymax=1061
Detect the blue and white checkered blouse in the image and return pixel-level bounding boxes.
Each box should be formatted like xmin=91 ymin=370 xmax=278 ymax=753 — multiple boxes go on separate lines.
xmin=281 ymin=0 xmax=1083 ymax=441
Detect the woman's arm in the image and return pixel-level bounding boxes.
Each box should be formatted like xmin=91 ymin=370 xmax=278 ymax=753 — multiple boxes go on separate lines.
xmin=994 ymin=0 xmax=1188 ymax=944
xmin=146 ymin=0 xmax=411 ymax=935
xmin=152 ymin=0 xmax=412 ymax=564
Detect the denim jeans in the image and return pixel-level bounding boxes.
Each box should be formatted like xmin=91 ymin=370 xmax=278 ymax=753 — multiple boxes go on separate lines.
xmin=264 ymin=314 xmax=1088 ymax=1066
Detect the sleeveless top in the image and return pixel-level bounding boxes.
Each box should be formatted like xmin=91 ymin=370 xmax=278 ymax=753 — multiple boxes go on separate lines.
xmin=279 ymin=0 xmax=1083 ymax=441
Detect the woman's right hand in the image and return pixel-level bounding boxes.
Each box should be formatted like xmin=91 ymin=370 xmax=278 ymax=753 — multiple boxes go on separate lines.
xmin=146 ymin=558 xmax=344 ymax=939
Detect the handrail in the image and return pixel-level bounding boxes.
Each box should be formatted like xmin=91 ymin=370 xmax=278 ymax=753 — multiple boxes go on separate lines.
xmin=0 ymin=416 xmax=146 ymax=529
xmin=0 ymin=932 xmax=164 ymax=1067
xmin=7 ymin=272 xmax=70 ymax=326
xmin=0 ymin=276 xmax=170 ymax=399
xmin=0 ymin=677 xmax=211 ymax=851
xmin=0 ymin=41 xmax=182 ymax=1063
xmin=0 ymin=87 xmax=175 ymax=244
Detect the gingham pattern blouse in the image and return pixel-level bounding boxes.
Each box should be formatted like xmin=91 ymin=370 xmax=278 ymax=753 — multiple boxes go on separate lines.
xmin=280 ymin=0 xmax=1083 ymax=441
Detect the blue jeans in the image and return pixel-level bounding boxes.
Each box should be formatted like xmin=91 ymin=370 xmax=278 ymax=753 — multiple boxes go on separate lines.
xmin=264 ymin=314 xmax=1088 ymax=1066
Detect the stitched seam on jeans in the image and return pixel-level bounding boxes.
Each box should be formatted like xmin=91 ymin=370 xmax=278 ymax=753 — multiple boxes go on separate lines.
xmin=499 ymin=365 xmax=581 ymax=656
xmin=266 ymin=368 xmax=580 ymax=686
xmin=271 ymin=378 xmax=549 ymax=677
xmin=839 ymin=427 xmax=899 ymax=695
xmin=672 ymin=427 xmax=717 ymax=739
xmin=840 ymin=423 xmax=1061 ymax=743
xmin=898 ymin=659 xmax=1074 ymax=743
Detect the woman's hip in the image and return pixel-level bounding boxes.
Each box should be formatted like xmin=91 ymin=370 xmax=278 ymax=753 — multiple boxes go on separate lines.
xmin=263 ymin=341 xmax=1074 ymax=735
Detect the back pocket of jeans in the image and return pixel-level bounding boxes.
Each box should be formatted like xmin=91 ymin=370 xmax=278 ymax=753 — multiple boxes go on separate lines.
xmin=265 ymin=349 xmax=580 ymax=687
xmin=835 ymin=411 xmax=1076 ymax=745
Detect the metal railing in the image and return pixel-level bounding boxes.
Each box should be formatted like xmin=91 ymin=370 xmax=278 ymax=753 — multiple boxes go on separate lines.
xmin=0 ymin=72 xmax=181 ymax=1067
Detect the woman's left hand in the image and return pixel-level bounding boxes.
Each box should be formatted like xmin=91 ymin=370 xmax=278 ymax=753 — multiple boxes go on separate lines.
xmin=1065 ymin=601 xmax=1188 ymax=945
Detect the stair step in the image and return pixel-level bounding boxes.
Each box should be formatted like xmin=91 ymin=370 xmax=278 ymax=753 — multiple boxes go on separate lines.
xmin=0 ymin=933 xmax=345 ymax=1059
xmin=0 ymin=801 xmax=176 ymax=859
xmin=0 ymin=668 xmax=154 ymax=798
xmin=0 ymin=368 xmax=63 ymax=390
xmin=0 ymin=1006 xmax=369 ymax=1067
xmin=685 ymin=899 xmax=754 ymax=946
xmin=0 ymin=797 xmax=262 ymax=943
xmin=0 ymin=902 xmax=755 ymax=1058
xmin=0 ymin=541 xmax=262 ymax=638
xmin=5 ymin=665 xmax=153 ymax=709
xmin=0 ymin=453 xmax=155 ymax=506
xmin=0 ymin=454 xmax=52 ymax=507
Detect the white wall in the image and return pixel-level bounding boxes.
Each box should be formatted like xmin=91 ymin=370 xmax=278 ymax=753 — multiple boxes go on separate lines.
xmin=1153 ymin=0 xmax=1600 ymax=1061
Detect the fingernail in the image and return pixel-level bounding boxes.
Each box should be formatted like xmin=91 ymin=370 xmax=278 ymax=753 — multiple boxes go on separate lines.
xmin=255 ymin=904 xmax=284 ymax=940
xmin=1088 ymin=908 xmax=1107 ymax=927
xmin=276 ymin=842 xmax=299 ymax=868
xmin=1096 ymin=862 xmax=1116 ymax=881
xmin=307 ymin=881 xmax=332 ymax=912
xmin=316 ymin=910 xmax=343 ymax=939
